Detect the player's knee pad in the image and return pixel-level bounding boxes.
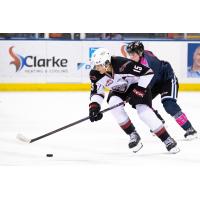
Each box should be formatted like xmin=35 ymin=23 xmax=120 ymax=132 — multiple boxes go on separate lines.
xmin=108 ymin=95 xmax=123 ymax=106
xmin=136 ymin=104 xmax=163 ymax=131
xmin=108 ymin=96 xmax=128 ymax=123
xmin=162 ymin=99 xmax=181 ymax=116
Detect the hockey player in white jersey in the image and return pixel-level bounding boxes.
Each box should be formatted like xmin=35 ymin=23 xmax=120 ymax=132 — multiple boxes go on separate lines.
xmin=89 ymin=48 xmax=180 ymax=153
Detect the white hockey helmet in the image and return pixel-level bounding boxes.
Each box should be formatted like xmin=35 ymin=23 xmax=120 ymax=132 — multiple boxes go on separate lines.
xmin=91 ymin=48 xmax=111 ymax=66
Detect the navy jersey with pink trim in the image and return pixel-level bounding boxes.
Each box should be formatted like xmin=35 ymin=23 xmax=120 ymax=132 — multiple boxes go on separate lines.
xmin=141 ymin=50 xmax=175 ymax=87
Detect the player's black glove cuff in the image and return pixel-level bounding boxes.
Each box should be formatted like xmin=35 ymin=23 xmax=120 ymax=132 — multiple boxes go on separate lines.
xmin=132 ymin=85 xmax=146 ymax=98
xmin=89 ymin=102 xmax=103 ymax=122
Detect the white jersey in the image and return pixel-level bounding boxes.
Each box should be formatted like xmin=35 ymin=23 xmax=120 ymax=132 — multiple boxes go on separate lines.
xmin=89 ymin=56 xmax=154 ymax=104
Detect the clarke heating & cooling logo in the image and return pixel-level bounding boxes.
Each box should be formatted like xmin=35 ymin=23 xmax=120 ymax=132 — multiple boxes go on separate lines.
xmin=120 ymin=44 xmax=129 ymax=58
xmin=9 ymin=46 xmax=68 ymax=73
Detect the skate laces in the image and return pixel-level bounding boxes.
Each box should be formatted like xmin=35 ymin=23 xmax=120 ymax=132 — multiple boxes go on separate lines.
xmin=164 ymin=137 xmax=174 ymax=147
xmin=130 ymin=132 xmax=138 ymax=142
xmin=186 ymin=127 xmax=196 ymax=134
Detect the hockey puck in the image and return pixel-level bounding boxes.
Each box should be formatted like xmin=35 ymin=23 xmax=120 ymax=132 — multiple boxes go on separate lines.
xmin=46 ymin=154 xmax=53 ymax=157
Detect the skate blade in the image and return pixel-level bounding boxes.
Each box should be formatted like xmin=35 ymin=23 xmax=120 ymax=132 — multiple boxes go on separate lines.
xmin=169 ymin=146 xmax=180 ymax=154
xmin=132 ymin=142 xmax=143 ymax=153
xmin=185 ymin=134 xmax=198 ymax=141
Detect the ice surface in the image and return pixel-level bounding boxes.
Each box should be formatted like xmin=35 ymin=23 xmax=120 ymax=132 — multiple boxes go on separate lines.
xmin=0 ymin=91 xmax=200 ymax=200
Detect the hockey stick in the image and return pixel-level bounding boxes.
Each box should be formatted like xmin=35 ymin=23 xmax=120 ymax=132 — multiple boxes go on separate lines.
xmin=16 ymin=101 xmax=125 ymax=144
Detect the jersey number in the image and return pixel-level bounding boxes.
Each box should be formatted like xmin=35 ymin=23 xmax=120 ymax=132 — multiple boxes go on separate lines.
xmin=133 ymin=65 xmax=142 ymax=73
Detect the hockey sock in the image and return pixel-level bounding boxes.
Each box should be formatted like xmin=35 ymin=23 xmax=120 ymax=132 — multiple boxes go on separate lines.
xmin=174 ymin=111 xmax=192 ymax=131
xmin=120 ymin=119 xmax=136 ymax=135
xmin=154 ymin=127 xmax=170 ymax=142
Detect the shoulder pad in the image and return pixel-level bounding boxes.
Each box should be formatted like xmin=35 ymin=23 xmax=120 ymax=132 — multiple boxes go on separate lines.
xmin=89 ymin=69 xmax=105 ymax=83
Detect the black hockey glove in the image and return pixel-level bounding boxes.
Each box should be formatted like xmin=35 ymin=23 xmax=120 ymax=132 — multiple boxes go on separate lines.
xmin=132 ymin=85 xmax=146 ymax=98
xmin=89 ymin=102 xmax=103 ymax=122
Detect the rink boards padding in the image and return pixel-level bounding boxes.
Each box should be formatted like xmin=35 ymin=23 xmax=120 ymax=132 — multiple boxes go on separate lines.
xmin=0 ymin=83 xmax=200 ymax=91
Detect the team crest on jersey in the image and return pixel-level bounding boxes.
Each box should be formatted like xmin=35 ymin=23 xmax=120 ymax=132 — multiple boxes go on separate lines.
xmin=106 ymin=79 xmax=113 ymax=86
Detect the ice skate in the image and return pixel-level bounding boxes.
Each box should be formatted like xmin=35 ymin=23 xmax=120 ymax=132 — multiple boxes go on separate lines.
xmin=164 ymin=137 xmax=180 ymax=154
xmin=184 ymin=127 xmax=197 ymax=140
xmin=129 ymin=131 xmax=143 ymax=153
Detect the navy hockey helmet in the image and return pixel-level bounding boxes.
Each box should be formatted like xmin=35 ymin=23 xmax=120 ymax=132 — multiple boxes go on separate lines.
xmin=126 ymin=41 xmax=144 ymax=57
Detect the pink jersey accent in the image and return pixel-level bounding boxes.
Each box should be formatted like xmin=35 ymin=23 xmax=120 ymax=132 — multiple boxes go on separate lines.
xmin=140 ymin=57 xmax=149 ymax=67
xmin=175 ymin=113 xmax=188 ymax=126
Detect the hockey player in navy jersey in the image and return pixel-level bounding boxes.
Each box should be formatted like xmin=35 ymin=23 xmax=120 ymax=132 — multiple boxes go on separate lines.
xmin=126 ymin=41 xmax=197 ymax=140
xmin=89 ymin=48 xmax=179 ymax=153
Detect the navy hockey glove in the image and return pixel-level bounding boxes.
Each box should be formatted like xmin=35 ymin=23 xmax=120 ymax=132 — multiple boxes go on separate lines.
xmin=132 ymin=85 xmax=146 ymax=98
xmin=89 ymin=102 xmax=103 ymax=122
